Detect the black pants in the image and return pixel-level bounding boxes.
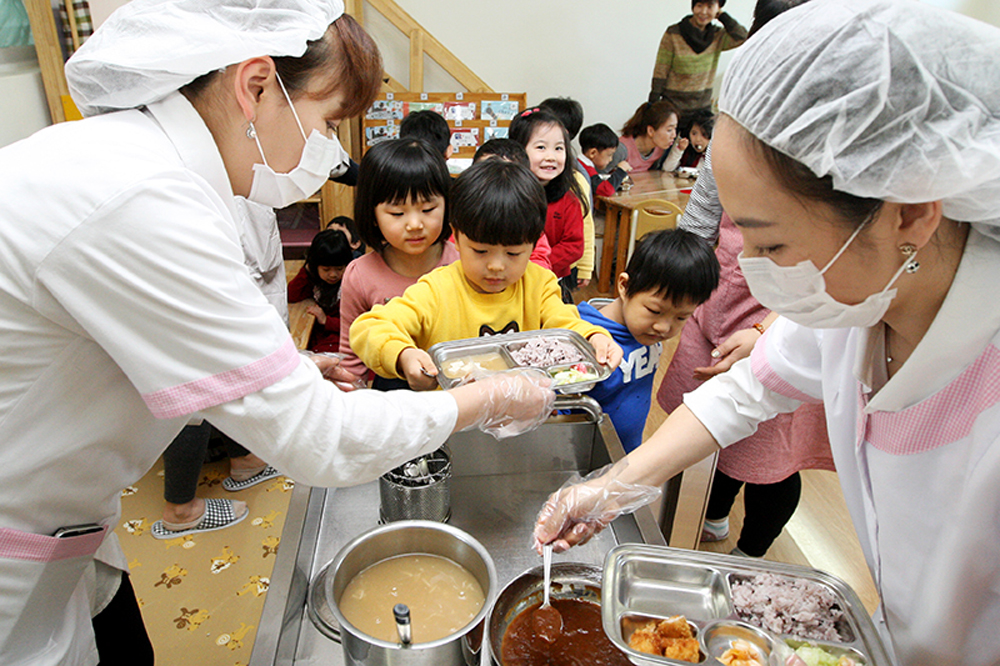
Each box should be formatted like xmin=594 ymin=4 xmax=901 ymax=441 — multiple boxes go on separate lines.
xmin=163 ymin=422 xmax=250 ymax=504
xmin=705 ymin=468 xmax=802 ymax=557
xmin=94 ymin=572 xmax=154 ymax=666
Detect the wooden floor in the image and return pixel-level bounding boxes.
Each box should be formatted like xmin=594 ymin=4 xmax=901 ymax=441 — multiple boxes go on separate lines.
xmin=581 ymin=280 xmax=880 ymax=614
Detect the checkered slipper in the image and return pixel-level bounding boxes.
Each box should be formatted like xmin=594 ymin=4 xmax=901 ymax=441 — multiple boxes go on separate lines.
xmin=150 ymin=498 xmax=248 ymax=540
xmin=222 ymin=465 xmax=281 ymax=492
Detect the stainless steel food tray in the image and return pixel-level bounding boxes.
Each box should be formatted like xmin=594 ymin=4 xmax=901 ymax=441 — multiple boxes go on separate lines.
xmin=429 ymin=329 xmax=611 ymax=394
xmin=602 ymin=545 xmax=890 ymax=666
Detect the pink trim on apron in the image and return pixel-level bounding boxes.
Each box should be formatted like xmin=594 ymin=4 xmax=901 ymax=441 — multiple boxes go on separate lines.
xmin=141 ymin=337 xmax=300 ymax=419
xmin=0 ymin=526 xmax=107 ymax=562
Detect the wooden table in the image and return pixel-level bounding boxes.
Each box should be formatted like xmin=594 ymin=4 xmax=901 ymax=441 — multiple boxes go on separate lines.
xmin=595 ymin=171 xmax=695 ymax=294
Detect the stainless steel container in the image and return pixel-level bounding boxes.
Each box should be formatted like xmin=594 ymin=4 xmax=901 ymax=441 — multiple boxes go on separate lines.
xmin=601 ymin=544 xmax=891 ymax=666
xmin=317 ymin=520 xmax=497 ymax=666
xmin=487 ymin=562 xmax=603 ymax=665
xmin=379 ymin=448 xmax=452 ymax=523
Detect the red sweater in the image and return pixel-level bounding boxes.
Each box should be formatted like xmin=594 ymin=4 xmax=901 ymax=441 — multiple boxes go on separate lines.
xmin=546 ymin=190 xmax=584 ymax=278
xmin=287 ymin=265 xmax=341 ymax=354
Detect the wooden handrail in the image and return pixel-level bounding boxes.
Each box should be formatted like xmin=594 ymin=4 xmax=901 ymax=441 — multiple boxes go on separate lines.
xmin=351 ymin=0 xmax=493 ymax=93
xmin=24 ymin=0 xmax=70 ymax=124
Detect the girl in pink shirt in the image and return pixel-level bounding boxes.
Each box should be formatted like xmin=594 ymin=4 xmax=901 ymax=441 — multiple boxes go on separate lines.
xmin=338 ymin=140 xmax=459 ymax=386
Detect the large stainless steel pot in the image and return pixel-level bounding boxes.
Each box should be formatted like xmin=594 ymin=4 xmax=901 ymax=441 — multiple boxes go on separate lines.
xmin=316 ymin=520 xmax=497 ymax=666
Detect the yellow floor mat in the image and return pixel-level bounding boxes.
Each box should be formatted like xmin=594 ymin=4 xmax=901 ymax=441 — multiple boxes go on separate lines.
xmin=115 ymin=456 xmax=294 ymax=665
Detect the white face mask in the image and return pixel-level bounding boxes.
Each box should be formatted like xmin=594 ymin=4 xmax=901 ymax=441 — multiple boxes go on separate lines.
xmin=738 ymin=223 xmax=916 ymax=329
xmin=246 ymin=73 xmax=349 ymax=209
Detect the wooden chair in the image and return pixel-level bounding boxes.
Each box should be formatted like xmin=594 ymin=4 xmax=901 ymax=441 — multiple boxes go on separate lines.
xmin=627 ymin=199 xmax=685 ymax=261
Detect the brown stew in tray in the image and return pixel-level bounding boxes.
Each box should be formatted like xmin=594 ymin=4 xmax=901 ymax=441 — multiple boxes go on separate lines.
xmin=501 ymin=598 xmax=631 ymax=666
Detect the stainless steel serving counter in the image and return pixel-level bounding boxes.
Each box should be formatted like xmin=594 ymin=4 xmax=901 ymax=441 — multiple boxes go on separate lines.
xmin=250 ymin=398 xmax=666 ymax=666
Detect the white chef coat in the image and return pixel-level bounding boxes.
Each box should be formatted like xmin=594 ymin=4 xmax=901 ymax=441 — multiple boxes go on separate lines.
xmin=684 ymin=227 xmax=1000 ymax=666
xmin=234 ymin=196 xmax=288 ymax=326
xmin=0 ymin=92 xmax=458 ymax=666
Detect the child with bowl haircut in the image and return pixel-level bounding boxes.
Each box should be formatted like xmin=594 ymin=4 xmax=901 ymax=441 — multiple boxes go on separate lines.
xmin=350 ymin=159 xmax=623 ymax=390
xmin=579 ymin=229 xmax=719 ymax=453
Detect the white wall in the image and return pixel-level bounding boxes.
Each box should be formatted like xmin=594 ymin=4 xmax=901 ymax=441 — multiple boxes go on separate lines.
xmin=391 ymin=0 xmax=1000 ymax=138
xmin=387 ymin=0 xmax=747 ymax=136
xmin=0 ymin=46 xmax=49 ymax=148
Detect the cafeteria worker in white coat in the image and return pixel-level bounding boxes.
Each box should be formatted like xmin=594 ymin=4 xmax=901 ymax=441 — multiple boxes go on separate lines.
xmin=0 ymin=1 xmax=556 ymax=664
xmin=535 ymin=1 xmax=1000 ymax=664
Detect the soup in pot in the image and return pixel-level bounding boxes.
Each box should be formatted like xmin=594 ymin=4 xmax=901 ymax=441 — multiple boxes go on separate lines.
xmin=339 ymin=553 xmax=485 ymax=643
xmin=501 ymin=598 xmax=631 ymax=666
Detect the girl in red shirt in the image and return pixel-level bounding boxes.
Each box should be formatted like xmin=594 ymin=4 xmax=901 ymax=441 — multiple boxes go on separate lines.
xmin=510 ymin=108 xmax=589 ymax=294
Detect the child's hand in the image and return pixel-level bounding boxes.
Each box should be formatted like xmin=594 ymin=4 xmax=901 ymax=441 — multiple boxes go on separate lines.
xmin=617 ymin=161 xmax=633 ymax=173
xmin=398 ymin=348 xmax=439 ymax=391
xmin=576 ymin=278 xmax=591 ymax=289
xmin=306 ymin=305 xmax=327 ymax=326
xmin=675 ymin=137 xmax=690 ymax=152
xmin=588 ymin=333 xmax=623 ymax=370
xmin=692 ymin=328 xmax=762 ymax=380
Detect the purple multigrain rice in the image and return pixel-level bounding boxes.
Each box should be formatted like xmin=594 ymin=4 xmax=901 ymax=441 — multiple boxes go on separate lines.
xmin=509 ymin=337 xmax=583 ymax=367
xmin=730 ymin=573 xmax=845 ymax=642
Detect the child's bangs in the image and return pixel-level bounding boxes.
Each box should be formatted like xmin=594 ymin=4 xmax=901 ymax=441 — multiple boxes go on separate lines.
xmin=376 ymin=152 xmax=449 ymax=208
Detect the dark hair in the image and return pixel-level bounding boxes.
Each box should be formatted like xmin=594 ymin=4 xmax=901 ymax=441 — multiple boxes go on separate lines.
xmin=622 ymin=101 xmax=680 ymax=139
xmin=449 ymin=159 xmax=547 ymax=246
xmin=182 ymin=14 xmax=382 ymax=120
xmin=305 ymin=228 xmax=354 ymax=312
xmin=399 ymin=110 xmax=452 ymax=157
xmin=732 ymin=119 xmax=883 ymax=228
xmin=579 ymin=123 xmax=619 ymax=153
xmin=509 ymin=108 xmax=589 ymax=217
xmin=353 ymin=139 xmax=452 ymax=252
xmin=474 ymin=139 xmax=530 ymax=167
xmin=625 ymin=229 xmax=719 ymax=305
xmin=749 ymin=0 xmax=812 ymax=37
xmin=538 ymin=97 xmax=584 ymax=140
xmin=679 ymin=109 xmax=715 ymax=140
xmin=692 ymin=0 xmax=725 ymax=10
xmin=326 ymin=215 xmax=364 ymax=252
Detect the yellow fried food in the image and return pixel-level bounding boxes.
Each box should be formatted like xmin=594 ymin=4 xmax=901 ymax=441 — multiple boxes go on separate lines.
xmin=627 ymin=616 xmax=700 ymax=663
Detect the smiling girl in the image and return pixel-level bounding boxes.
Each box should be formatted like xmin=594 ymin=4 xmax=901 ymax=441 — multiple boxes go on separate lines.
xmin=510 ymin=108 xmax=590 ymax=292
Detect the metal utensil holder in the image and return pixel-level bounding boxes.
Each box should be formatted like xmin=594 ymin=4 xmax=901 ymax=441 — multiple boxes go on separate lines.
xmin=379 ymin=447 xmax=452 ymax=523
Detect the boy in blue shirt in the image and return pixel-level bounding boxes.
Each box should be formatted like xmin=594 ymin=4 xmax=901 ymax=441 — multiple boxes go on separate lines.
xmin=579 ymin=229 xmax=719 ymax=452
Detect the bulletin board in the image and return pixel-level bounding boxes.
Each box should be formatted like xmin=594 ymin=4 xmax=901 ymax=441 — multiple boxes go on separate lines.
xmin=361 ymin=91 xmax=528 ymax=158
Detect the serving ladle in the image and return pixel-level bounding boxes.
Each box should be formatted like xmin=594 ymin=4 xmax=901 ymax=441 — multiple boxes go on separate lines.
xmin=532 ymin=543 xmax=563 ymax=643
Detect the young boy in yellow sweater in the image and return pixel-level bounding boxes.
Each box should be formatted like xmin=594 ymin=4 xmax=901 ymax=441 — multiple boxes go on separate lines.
xmin=350 ymin=158 xmax=623 ymax=390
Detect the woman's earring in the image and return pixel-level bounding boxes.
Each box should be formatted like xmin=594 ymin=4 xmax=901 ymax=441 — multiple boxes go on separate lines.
xmin=900 ymin=243 xmax=920 ymax=273
xmin=246 ymin=121 xmax=257 ymax=140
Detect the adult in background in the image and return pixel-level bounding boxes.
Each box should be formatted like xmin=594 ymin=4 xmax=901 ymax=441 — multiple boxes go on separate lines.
xmin=537 ymin=1 xmax=1000 ymax=663
xmin=649 ymin=0 xmax=747 ymax=113
xmin=0 ymin=1 xmax=553 ymax=664
xmin=657 ymin=0 xmax=827 ymax=561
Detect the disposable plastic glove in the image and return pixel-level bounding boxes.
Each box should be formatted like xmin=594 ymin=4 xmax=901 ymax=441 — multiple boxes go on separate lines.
xmin=532 ymin=460 xmax=661 ymax=553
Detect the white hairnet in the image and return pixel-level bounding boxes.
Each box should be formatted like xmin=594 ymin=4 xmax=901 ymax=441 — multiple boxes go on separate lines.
xmin=66 ymin=0 xmax=345 ymax=117
xmin=719 ymin=0 xmax=1000 ymax=233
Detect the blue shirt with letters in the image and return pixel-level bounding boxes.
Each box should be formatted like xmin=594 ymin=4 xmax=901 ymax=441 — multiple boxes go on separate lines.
xmin=578 ymin=301 xmax=662 ymax=453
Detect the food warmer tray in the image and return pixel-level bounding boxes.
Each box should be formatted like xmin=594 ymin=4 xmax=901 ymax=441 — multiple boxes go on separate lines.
xmin=249 ymin=396 xmax=666 ymax=666
xmin=429 ymin=329 xmax=611 ymax=393
xmin=602 ymin=544 xmax=891 ymax=666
